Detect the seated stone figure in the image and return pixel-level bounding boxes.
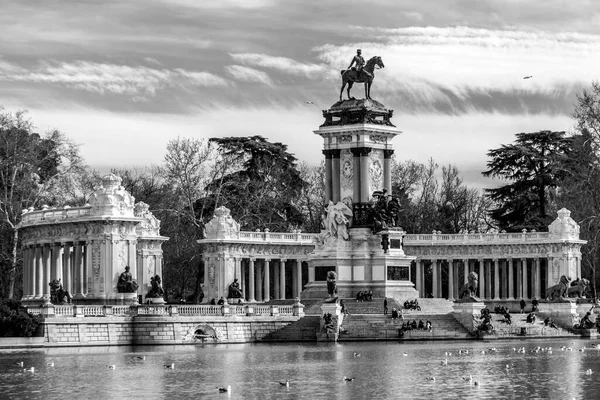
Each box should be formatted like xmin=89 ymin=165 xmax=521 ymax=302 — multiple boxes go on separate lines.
xmin=49 ymin=279 xmax=71 ymax=304
xmin=227 ymin=278 xmax=243 ymax=299
xmin=146 ymin=275 xmax=164 ymax=298
xmin=322 ymin=312 xmax=335 ymax=333
xmin=117 ymin=266 xmax=139 ymax=293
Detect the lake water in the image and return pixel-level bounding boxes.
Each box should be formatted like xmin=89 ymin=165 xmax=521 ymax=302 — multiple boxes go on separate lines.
xmin=1 ymin=338 xmax=600 ymax=399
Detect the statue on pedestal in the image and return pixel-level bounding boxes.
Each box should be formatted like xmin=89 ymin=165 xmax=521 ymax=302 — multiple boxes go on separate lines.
xmin=49 ymin=279 xmax=71 ymax=304
xmin=326 ymin=271 xmax=338 ymax=298
xmin=370 ymin=189 xmax=402 ymax=234
xmin=322 ymin=312 xmax=335 ymax=333
xmin=459 ymin=272 xmax=479 ymax=300
xmin=227 ymin=278 xmax=243 ymax=299
xmin=545 ymin=275 xmax=571 ymax=301
xmin=340 ymin=49 xmax=385 ymax=101
xmin=117 ymin=266 xmax=139 ymax=293
xmin=146 ymin=275 xmax=164 ymax=298
xmin=568 ymin=278 xmax=590 ymax=298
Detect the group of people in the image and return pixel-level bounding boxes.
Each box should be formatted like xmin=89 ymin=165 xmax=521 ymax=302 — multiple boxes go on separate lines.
xmin=401 ymin=319 xmax=432 ymax=332
xmin=355 ymin=291 xmax=373 ymax=302
xmin=391 ymin=308 xmax=403 ymax=320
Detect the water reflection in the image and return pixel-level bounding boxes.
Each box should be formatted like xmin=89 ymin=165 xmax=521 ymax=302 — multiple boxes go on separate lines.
xmin=1 ymin=339 xmax=599 ymax=399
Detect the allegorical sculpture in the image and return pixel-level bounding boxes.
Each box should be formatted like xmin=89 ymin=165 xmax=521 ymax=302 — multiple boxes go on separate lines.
xmin=370 ymin=189 xmax=402 ymax=234
xmin=567 ymin=278 xmax=590 ymax=298
xmin=117 ymin=266 xmax=139 ymax=293
xmin=322 ymin=312 xmax=335 ymax=333
xmin=545 ymin=275 xmax=572 ymax=301
xmin=146 ymin=275 xmax=165 ymax=299
xmin=459 ymin=272 xmax=479 ymax=299
xmin=340 ymin=49 xmax=385 ymax=101
xmin=49 ymin=279 xmax=71 ymax=304
xmin=323 ymin=200 xmax=352 ymax=241
xmin=227 ymin=278 xmax=243 ymax=299
xmin=326 ymin=271 xmax=338 ymax=298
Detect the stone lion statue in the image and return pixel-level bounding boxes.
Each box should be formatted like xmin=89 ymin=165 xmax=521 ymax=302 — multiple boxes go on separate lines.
xmin=568 ymin=278 xmax=590 ymax=298
xmin=545 ymin=275 xmax=572 ymax=301
xmin=326 ymin=271 xmax=338 ymax=297
xmin=459 ymin=271 xmax=479 ymax=299
xmin=49 ymin=279 xmax=71 ymax=304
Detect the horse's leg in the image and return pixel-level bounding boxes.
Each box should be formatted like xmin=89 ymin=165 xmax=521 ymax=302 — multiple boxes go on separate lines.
xmin=340 ymin=80 xmax=346 ymax=101
xmin=348 ymin=82 xmax=354 ymax=100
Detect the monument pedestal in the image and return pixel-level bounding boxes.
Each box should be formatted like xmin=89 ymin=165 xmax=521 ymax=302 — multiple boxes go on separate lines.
xmin=316 ymin=301 xmax=342 ymax=342
xmin=538 ymin=300 xmax=578 ymax=329
xmin=453 ymin=300 xmax=486 ymax=334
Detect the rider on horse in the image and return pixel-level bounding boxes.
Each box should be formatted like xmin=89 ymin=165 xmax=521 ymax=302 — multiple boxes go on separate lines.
xmin=347 ymin=49 xmax=373 ymax=79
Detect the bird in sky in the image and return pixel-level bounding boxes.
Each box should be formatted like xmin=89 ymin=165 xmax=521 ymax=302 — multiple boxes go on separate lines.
xmin=523 ymin=76 xmax=533 ymax=79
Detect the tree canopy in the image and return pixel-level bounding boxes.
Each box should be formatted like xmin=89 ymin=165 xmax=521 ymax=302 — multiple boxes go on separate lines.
xmin=482 ymin=130 xmax=572 ymax=232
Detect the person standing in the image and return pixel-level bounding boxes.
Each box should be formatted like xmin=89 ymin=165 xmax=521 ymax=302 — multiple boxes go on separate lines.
xmin=383 ymin=297 xmax=388 ymax=315
xmin=520 ymin=299 xmax=526 ymax=313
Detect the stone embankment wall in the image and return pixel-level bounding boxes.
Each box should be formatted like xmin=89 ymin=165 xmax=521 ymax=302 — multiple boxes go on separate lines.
xmin=42 ymin=316 xmax=300 ymax=346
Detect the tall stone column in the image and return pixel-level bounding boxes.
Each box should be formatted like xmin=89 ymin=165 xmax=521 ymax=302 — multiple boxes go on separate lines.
xmin=522 ymin=258 xmax=528 ymax=299
xmin=447 ymin=259 xmax=454 ymax=301
xmin=295 ymin=259 xmax=302 ymax=299
xmin=463 ymin=259 xmax=469 ymax=284
xmin=21 ymin=247 xmax=29 ymax=297
xmin=43 ymin=245 xmax=51 ymax=297
xmin=51 ymin=244 xmax=61 ymax=282
xmin=383 ymin=150 xmax=394 ymax=192
xmin=493 ymin=259 xmax=500 ymax=300
xmin=508 ymin=258 xmax=514 ymax=299
xmin=240 ymin=259 xmax=246 ymax=299
xmin=323 ymin=150 xmax=333 ymax=203
xmin=63 ymin=243 xmax=72 ymax=294
xmin=359 ymin=147 xmax=372 ymax=203
xmin=273 ymin=260 xmax=280 ymax=300
xmin=255 ymin=261 xmax=263 ymax=302
xmin=351 ymin=148 xmax=361 ymax=204
xmin=478 ymin=259 xmax=485 ymax=299
xmin=431 ymin=259 xmax=438 ymax=298
xmin=264 ymin=259 xmax=271 ymax=302
xmin=34 ymin=245 xmax=41 ymax=298
xmin=534 ymin=258 xmax=541 ymax=299
xmin=485 ymin=259 xmax=492 ymax=301
xmin=248 ymin=258 xmax=256 ymax=302
xmin=331 ymin=150 xmax=341 ymax=203
xmin=280 ymin=259 xmax=287 ymax=300
xmin=416 ymin=259 xmax=423 ymax=297
xmin=516 ymin=259 xmax=522 ymax=299
xmin=74 ymin=242 xmax=85 ymax=298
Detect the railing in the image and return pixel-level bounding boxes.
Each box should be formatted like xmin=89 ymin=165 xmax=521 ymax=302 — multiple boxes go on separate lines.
xmin=404 ymin=232 xmax=551 ymax=244
xmin=20 ymin=205 xmax=93 ymax=226
xmin=26 ymin=303 xmax=303 ymax=318
xmin=210 ymin=231 xmax=317 ymax=244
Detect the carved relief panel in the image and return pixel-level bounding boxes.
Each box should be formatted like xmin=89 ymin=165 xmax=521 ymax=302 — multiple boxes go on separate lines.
xmin=369 ymin=149 xmax=384 ymax=195
xmin=340 ymin=149 xmax=354 ymax=203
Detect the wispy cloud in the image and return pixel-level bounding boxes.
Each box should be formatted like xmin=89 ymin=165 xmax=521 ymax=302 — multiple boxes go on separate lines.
xmin=1 ymin=60 xmax=228 ymax=97
xmin=229 ymin=53 xmax=329 ymax=78
xmin=225 ymin=65 xmax=273 ymax=86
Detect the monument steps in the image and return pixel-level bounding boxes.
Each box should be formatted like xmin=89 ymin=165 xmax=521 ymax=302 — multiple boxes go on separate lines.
xmin=260 ymin=316 xmax=321 ymax=342
xmin=488 ymin=313 xmax=578 ymax=338
xmin=341 ymin=297 xmax=455 ymax=315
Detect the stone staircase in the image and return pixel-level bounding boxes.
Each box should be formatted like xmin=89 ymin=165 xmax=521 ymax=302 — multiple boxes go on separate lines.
xmin=488 ymin=312 xmax=578 ymax=338
xmin=260 ymin=316 xmax=320 ymax=342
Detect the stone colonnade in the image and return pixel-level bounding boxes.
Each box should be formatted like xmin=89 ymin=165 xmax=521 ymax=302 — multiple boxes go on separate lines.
xmin=203 ymin=256 xmax=306 ymax=302
xmin=413 ymin=257 xmax=555 ymax=301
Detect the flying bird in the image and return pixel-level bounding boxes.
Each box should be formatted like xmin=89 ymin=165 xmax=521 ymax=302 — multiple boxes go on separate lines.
xmin=523 ymin=76 xmax=533 ymax=79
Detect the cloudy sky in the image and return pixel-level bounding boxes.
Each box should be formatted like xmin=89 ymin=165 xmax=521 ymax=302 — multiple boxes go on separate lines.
xmin=1 ymin=0 xmax=599 ymax=188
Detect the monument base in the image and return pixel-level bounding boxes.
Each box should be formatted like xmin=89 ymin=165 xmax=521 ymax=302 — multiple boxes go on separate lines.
xmin=453 ymin=301 xmax=486 ymax=334
xmin=538 ymin=300 xmax=578 ymax=329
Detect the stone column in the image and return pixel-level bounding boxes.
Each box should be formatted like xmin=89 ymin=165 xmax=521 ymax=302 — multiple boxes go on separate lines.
xmin=323 ymin=150 xmax=333 ymax=203
xmin=383 ymin=150 xmax=394 ymax=192
xmin=478 ymin=259 xmax=485 ymax=299
xmin=463 ymin=259 xmax=469 ymax=284
xmin=485 ymin=259 xmax=492 ymax=301
xmin=447 ymin=259 xmax=454 ymax=301
xmin=351 ymin=148 xmax=361 ymax=203
xmin=522 ymin=258 xmax=528 ymax=299
xmin=74 ymin=242 xmax=85 ymax=298
xmin=431 ymin=259 xmax=438 ymax=298
xmin=21 ymin=247 xmax=29 ymax=298
xmin=416 ymin=259 xmax=423 ymax=297
xmin=280 ymin=259 xmax=287 ymax=300
xmin=63 ymin=243 xmax=72 ymax=294
xmin=240 ymin=258 xmax=246 ymax=299
xmin=255 ymin=260 xmax=262 ymax=302
xmin=493 ymin=259 xmax=500 ymax=300
xmin=331 ymin=150 xmax=341 ymax=203
xmin=295 ymin=259 xmax=302 ymax=299
xmin=359 ymin=147 xmax=372 ymax=203
xmin=248 ymin=258 xmax=256 ymax=302
xmin=34 ymin=245 xmax=42 ymax=298
xmin=51 ymin=244 xmax=61 ymax=282
xmin=507 ymin=258 xmax=514 ymax=299
xmin=273 ymin=260 xmax=280 ymax=300
xmin=43 ymin=245 xmax=51 ymax=297
xmin=535 ymin=258 xmax=541 ymax=299
xmin=516 ymin=259 xmax=522 ymax=299
xmin=264 ymin=259 xmax=271 ymax=302
xmin=501 ymin=259 xmax=508 ymax=299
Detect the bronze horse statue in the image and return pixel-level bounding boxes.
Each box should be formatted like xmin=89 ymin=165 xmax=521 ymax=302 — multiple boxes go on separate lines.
xmin=340 ymin=56 xmax=385 ymax=101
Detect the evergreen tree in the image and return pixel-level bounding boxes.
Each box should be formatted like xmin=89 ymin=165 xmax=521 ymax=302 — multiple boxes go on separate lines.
xmin=482 ymin=130 xmax=572 ymax=232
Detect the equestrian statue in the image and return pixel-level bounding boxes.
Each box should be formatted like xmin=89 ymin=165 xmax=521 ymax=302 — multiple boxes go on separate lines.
xmin=340 ymin=49 xmax=385 ymax=101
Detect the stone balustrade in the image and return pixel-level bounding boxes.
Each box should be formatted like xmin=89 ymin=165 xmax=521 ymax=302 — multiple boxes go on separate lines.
xmin=27 ymin=303 xmax=304 ymax=318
